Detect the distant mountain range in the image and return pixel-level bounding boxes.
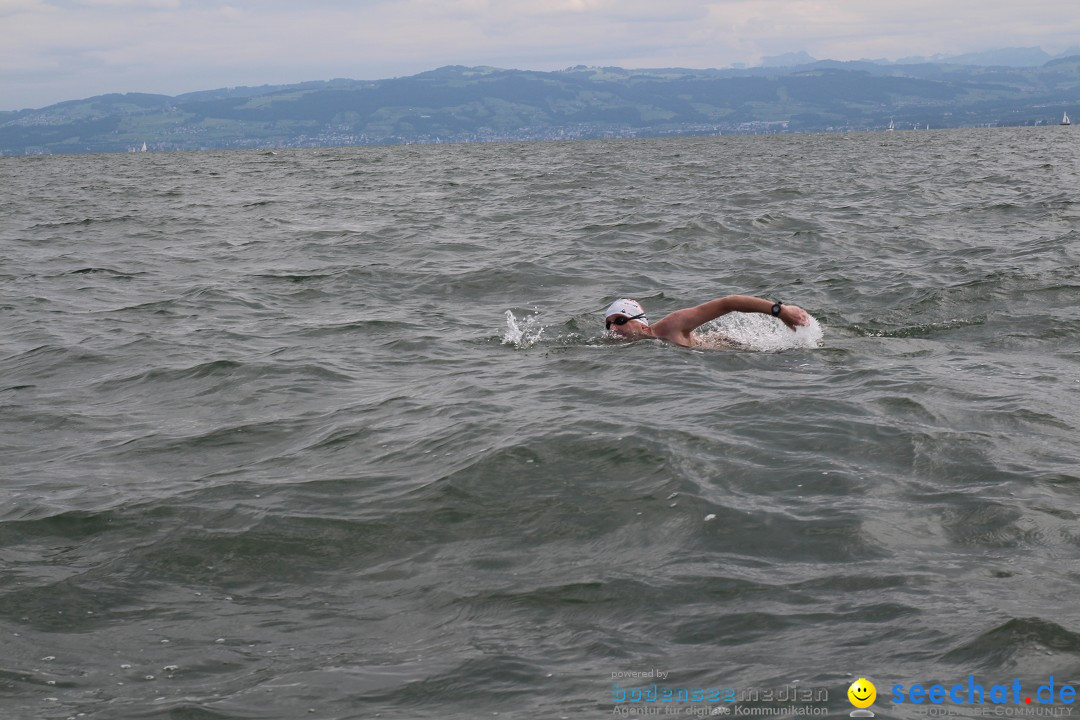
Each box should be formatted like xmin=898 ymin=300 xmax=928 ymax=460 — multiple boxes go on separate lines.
xmin=3 ymin=51 xmax=1079 ymax=155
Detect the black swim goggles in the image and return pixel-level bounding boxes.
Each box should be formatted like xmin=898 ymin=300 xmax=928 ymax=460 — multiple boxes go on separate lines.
xmin=606 ymin=312 xmax=647 ymax=330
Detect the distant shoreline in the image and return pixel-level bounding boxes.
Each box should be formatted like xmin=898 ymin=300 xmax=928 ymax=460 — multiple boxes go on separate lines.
xmin=2 ymin=61 xmax=1077 ymax=155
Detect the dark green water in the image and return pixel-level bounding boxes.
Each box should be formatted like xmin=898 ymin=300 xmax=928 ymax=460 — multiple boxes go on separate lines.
xmin=2 ymin=128 xmax=1079 ymax=719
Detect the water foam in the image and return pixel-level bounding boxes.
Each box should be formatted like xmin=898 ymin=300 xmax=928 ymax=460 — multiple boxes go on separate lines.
xmin=502 ymin=309 xmax=545 ymax=349
xmin=696 ymin=312 xmax=824 ymax=352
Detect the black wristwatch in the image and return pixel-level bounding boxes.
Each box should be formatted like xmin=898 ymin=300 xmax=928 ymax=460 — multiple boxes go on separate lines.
xmin=771 ymin=301 xmax=783 ymax=316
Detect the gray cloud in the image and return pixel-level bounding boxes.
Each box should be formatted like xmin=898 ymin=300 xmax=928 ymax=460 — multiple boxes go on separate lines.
xmin=2 ymin=0 xmax=1078 ymax=110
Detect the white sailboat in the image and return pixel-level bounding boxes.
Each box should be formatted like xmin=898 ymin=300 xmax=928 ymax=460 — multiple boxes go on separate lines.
xmin=886 ymin=119 xmax=895 ymax=132
xmin=141 ymin=141 xmax=148 ymax=152
xmin=1062 ymin=111 xmax=1071 ymax=126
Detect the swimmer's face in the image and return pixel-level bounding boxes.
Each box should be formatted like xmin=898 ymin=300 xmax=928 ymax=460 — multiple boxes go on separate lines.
xmin=605 ymin=313 xmax=648 ymax=338
xmin=848 ymin=679 xmax=876 ymax=709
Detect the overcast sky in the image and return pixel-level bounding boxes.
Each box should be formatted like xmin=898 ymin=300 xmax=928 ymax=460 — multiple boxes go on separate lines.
xmin=2 ymin=0 xmax=1079 ymax=111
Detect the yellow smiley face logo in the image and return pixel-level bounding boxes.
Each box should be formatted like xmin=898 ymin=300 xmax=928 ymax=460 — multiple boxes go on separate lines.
xmin=848 ymin=678 xmax=877 ymax=708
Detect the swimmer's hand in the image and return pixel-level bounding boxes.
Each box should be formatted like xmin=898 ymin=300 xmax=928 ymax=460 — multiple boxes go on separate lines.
xmin=779 ymin=304 xmax=810 ymax=330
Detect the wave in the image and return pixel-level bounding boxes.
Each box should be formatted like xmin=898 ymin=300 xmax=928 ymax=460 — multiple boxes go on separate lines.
xmin=64 ymin=267 xmax=143 ymax=278
xmin=942 ymin=617 xmax=1080 ymax=671
xmin=698 ymin=313 xmax=824 ymax=351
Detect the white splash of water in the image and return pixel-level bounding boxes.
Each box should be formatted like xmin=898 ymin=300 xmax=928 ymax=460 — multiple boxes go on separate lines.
xmin=502 ymin=309 xmax=545 ymax=349
xmin=697 ymin=312 xmax=824 ymax=351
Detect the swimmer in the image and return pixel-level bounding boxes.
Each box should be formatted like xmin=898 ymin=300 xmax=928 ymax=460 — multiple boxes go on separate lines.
xmin=604 ymin=296 xmax=810 ymax=348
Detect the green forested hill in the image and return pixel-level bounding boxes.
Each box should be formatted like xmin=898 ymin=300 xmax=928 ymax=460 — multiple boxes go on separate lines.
xmin=3 ymin=59 xmax=1079 ymax=154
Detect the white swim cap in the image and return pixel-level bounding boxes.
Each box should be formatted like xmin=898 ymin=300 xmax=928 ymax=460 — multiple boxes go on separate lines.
xmin=604 ymin=298 xmax=648 ymax=325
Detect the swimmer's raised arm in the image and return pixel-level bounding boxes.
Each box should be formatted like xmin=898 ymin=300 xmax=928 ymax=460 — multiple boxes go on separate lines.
xmin=604 ymin=295 xmax=810 ymax=348
xmin=653 ymin=295 xmax=810 ymax=341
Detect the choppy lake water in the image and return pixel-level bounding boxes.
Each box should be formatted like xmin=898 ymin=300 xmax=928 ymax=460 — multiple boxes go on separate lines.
xmin=2 ymin=127 xmax=1080 ymax=719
